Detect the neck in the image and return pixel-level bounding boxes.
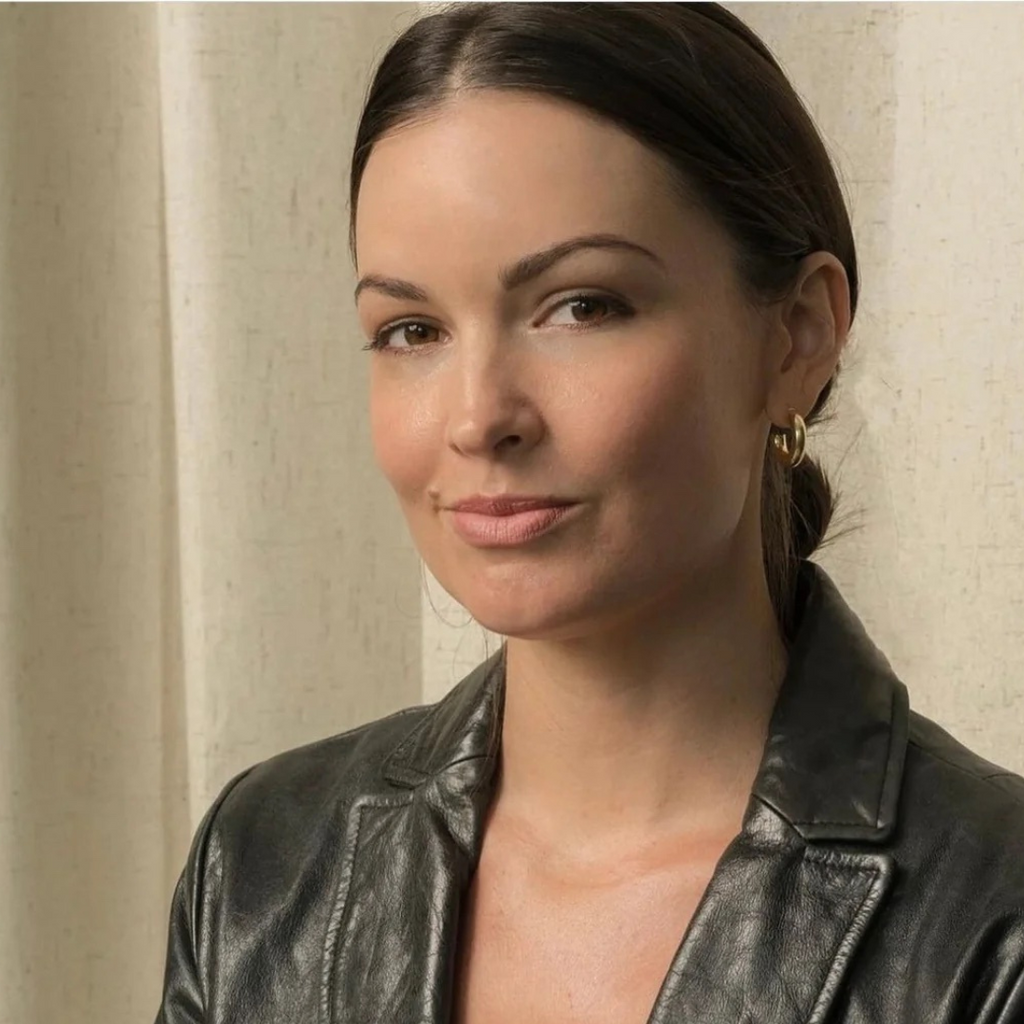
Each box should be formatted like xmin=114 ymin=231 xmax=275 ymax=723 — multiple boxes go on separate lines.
xmin=492 ymin=548 xmax=789 ymax=865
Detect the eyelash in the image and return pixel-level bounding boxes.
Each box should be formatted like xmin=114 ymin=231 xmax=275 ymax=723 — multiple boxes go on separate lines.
xmin=361 ymin=291 xmax=635 ymax=356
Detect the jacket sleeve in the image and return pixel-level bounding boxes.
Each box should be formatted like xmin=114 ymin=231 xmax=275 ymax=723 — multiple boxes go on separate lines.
xmin=153 ymin=768 xmax=254 ymax=1024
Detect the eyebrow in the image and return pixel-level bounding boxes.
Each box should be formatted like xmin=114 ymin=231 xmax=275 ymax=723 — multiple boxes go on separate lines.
xmin=353 ymin=233 xmax=666 ymax=304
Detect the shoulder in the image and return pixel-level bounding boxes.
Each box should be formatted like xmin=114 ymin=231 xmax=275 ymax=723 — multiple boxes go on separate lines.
xmin=163 ymin=699 xmax=444 ymax=997
xmin=244 ymin=698 xmax=432 ymax=788
xmin=895 ymin=707 xmax=1024 ymax=909
xmin=200 ymin=698 xmax=437 ymax=855
xmin=836 ymin=709 xmax=1024 ymax=1018
xmin=904 ymin=707 xmax=1024 ymax=819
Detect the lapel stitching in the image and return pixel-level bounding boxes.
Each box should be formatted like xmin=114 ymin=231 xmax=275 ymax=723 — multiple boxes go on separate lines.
xmin=320 ymin=792 xmax=416 ymax=1024
xmin=801 ymin=845 xmax=895 ymax=1023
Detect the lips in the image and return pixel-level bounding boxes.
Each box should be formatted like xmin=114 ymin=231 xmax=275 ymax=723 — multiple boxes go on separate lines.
xmin=447 ymin=503 xmax=581 ymax=547
xmin=448 ymin=495 xmax=577 ymax=516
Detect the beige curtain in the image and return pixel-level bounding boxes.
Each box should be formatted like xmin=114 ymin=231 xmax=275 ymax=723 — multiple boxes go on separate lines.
xmin=0 ymin=4 xmax=1021 ymax=1023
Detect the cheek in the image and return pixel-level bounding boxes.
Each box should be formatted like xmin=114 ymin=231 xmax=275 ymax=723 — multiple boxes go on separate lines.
xmin=587 ymin=347 xmax=714 ymax=489
xmin=369 ymin=383 xmax=436 ymax=498
xmin=580 ymin=338 xmax=748 ymax=546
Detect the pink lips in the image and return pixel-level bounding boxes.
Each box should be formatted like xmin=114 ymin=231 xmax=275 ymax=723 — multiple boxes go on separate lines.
xmin=448 ymin=494 xmax=575 ymax=515
xmin=446 ymin=501 xmax=580 ymax=547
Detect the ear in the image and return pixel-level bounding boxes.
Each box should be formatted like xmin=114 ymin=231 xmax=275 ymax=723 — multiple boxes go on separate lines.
xmin=765 ymin=252 xmax=851 ymax=426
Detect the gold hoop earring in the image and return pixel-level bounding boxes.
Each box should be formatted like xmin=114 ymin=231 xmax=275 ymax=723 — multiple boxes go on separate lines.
xmin=771 ymin=407 xmax=806 ymax=469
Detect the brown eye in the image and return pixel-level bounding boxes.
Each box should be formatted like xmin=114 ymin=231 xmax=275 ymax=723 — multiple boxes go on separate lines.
xmin=569 ymin=295 xmax=610 ymax=323
xmin=543 ymin=292 xmax=634 ymax=329
xmin=364 ymin=320 xmax=441 ymax=355
xmin=362 ymin=291 xmax=634 ymax=356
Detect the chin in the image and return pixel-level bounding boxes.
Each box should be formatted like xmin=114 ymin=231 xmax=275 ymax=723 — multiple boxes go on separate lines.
xmin=471 ymin=614 xmax=585 ymax=643
xmin=456 ymin=595 xmax=558 ymax=639
xmin=454 ymin=582 xmax=608 ymax=643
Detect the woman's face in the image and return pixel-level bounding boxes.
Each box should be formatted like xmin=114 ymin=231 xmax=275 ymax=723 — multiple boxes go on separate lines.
xmin=354 ymin=91 xmax=784 ymax=640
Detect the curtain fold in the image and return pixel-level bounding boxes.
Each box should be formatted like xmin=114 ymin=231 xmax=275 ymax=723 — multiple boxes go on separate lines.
xmin=0 ymin=5 xmax=422 ymax=1022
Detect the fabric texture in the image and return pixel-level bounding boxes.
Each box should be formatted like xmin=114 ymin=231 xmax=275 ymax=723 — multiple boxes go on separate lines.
xmin=154 ymin=560 xmax=1024 ymax=1023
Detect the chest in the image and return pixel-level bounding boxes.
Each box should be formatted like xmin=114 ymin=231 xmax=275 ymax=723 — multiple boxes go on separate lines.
xmin=449 ymin=842 xmax=721 ymax=1024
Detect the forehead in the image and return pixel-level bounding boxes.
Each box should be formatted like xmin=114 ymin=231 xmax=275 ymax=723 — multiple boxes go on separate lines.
xmin=354 ymin=91 xmax=711 ymax=273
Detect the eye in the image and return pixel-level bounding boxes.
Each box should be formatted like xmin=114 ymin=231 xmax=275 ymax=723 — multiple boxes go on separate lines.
xmin=363 ymin=320 xmax=441 ymax=355
xmin=361 ymin=291 xmax=635 ymax=356
xmin=544 ymin=293 xmax=632 ymax=330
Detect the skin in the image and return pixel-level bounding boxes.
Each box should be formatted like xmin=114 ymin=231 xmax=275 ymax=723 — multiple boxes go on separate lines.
xmin=353 ymin=89 xmax=850 ymax=879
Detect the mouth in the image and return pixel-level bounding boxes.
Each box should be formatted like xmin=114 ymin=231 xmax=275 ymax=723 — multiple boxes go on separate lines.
xmin=446 ymin=502 xmax=581 ymax=548
xmin=447 ymin=495 xmax=578 ymax=516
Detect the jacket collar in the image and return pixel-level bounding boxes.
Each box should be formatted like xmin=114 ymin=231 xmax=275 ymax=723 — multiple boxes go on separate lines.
xmin=381 ymin=558 xmax=910 ymax=844
xmin=328 ymin=559 xmax=905 ymax=1023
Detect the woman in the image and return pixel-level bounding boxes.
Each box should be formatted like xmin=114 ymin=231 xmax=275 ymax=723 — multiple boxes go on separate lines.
xmin=155 ymin=4 xmax=1024 ymax=1022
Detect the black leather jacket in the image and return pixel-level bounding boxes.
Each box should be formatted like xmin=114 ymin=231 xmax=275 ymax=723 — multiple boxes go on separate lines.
xmin=155 ymin=560 xmax=1024 ymax=1023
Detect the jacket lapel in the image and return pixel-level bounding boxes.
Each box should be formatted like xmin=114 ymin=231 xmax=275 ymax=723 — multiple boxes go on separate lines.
xmin=323 ymin=654 xmax=504 ymax=1024
xmin=645 ymin=803 xmax=895 ymax=1023
xmin=644 ymin=561 xmax=909 ymax=1022
xmin=325 ymin=560 xmax=910 ymax=1024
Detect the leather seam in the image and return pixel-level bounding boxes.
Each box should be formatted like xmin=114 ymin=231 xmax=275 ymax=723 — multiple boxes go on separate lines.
xmin=794 ymin=818 xmax=877 ymax=827
xmin=803 ymin=846 xmax=884 ymax=871
xmin=805 ymin=859 xmax=885 ymax=1024
xmin=321 ymin=800 xmax=367 ymax=1024
xmin=344 ymin=703 xmax=424 ymax=743
xmin=382 ymin=704 xmax=439 ymax=779
xmin=319 ymin=794 xmax=415 ymax=1024
xmin=191 ymin=765 xmax=257 ymax=1013
xmin=907 ymin=738 xmax=1024 ymax=805
xmin=873 ymin=680 xmax=900 ymax=827
xmin=315 ymin=703 xmax=428 ymax=750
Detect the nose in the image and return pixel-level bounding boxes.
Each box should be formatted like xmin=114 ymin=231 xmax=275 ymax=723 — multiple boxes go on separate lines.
xmin=443 ymin=336 xmax=543 ymax=459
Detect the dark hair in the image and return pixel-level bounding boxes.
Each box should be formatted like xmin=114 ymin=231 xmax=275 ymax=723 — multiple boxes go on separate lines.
xmin=349 ymin=1 xmax=857 ymax=643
